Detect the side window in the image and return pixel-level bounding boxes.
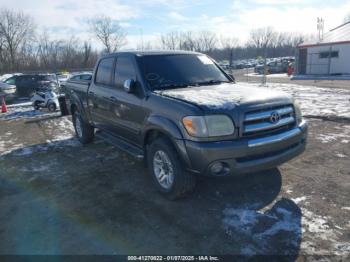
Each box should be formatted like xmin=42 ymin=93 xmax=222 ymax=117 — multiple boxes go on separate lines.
xmin=17 ymin=76 xmax=30 ymax=85
xmin=114 ymin=56 xmax=136 ymax=89
xmin=5 ymin=77 xmax=16 ymax=85
xmin=81 ymin=74 xmax=92 ymax=81
xmin=70 ymin=75 xmax=80 ymax=81
xmin=95 ymin=58 xmax=114 ymax=86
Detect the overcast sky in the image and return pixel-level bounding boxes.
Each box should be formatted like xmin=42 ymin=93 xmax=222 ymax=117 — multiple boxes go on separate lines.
xmin=1 ymin=0 xmax=349 ymax=49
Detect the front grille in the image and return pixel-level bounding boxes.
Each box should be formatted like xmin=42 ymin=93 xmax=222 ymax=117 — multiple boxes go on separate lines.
xmin=242 ymin=104 xmax=296 ymax=138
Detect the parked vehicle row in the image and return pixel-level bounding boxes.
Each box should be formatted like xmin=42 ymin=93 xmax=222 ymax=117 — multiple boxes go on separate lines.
xmin=219 ymin=56 xmax=295 ymax=74
xmin=0 ymin=72 xmax=92 ymax=108
xmin=254 ymin=57 xmax=295 ymax=75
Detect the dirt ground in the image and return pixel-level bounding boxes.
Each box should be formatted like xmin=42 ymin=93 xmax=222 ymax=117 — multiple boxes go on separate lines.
xmin=0 ymin=91 xmax=349 ymax=258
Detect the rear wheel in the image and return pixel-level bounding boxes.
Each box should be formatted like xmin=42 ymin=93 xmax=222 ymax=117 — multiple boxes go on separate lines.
xmin=33 ymin=101 xmax=40 ymax=110
xmin=47 ymin=102 xmax=57 ymax=112
xmin=147 ymin=137 xmax=196 ymax=200
xmin=72 ymin=111 xmax=94 ymax=144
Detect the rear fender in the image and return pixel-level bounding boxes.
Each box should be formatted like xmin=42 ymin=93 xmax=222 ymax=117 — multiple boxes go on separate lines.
xmin=69 ymin=92 xmax=89 ymax=123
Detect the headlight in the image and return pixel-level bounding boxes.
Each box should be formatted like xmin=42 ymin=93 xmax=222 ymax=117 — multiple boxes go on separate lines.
xmin=294 ymin=102 xmax=302 ymax=124
xmin=182 ymin=115 xmax=235 ymax=137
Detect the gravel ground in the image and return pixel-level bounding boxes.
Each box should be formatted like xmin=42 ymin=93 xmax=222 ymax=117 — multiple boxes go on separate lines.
xmin=0 ymin=85 xmax=349 ymax=258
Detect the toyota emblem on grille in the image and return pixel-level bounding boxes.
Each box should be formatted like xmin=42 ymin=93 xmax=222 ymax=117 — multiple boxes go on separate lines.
xmin=270 ymin=112 xmax=281 ymax=123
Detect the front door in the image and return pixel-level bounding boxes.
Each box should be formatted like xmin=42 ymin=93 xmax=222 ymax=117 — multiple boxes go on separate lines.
xmin=107 ymin=55 xmax=146 ymax=146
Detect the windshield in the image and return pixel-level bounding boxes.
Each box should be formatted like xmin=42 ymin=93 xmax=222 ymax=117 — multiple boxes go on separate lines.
xmin=140 ymin=54 xmax=231 ymax=90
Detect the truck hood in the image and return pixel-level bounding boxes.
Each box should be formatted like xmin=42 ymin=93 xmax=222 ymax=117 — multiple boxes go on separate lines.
xmin=156 ymin=83 xmax=293 ymax=111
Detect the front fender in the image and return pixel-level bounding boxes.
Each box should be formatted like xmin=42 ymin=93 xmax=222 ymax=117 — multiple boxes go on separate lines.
xmin=143 ymin=115 xmax=192 ymax=168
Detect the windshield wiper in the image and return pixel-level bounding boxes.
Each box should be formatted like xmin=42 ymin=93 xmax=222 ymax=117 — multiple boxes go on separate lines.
xmin=194 ymin=80 xmax=230 ymax=86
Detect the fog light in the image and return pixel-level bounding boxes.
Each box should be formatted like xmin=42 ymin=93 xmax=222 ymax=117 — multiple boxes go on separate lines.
xmin=211 ymin=162 xmax=224 ymax=174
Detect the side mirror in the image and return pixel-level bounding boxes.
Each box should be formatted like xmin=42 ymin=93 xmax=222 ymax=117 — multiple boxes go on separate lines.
xmin=124 ymin=79 xmax=135 ymax=93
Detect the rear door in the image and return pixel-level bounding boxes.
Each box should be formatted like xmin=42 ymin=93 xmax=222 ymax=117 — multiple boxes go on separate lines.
xmin=107 ymin=55 xmax=146 ymax=145
xmin=87 ymin=57 xmax=116 ymax=129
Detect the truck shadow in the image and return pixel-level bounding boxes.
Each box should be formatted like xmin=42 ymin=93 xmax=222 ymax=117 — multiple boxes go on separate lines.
xmin=0 ymin=139 xmax=301 ymax=257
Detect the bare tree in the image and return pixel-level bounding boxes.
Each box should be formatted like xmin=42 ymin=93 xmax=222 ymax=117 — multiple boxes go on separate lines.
xmin=249 ymin=27 xmax=276 ymax=57
xmin=161 ymin=31 xmax=181 ymax=50
xmin=197 ymin=31 xmax=217 ymax=53
xmin=82 ymin=41 xmax=92 ymax=67
xmin=180 ymin=31 xmax=197 ymax=51
xmin=0 ymin=9 xmax=35 ymax=70
xmin=220 ymin=36 xmax=238 ymax=66
xmin=90 ymin=15 xmax=127 ymax=53
xmin=160 ymin=30 xmax=217 ymax=53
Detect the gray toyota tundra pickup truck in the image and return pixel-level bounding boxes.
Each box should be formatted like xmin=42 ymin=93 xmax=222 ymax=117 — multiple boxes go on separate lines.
xmin=64 ymin=51 xmax=307 ymax=199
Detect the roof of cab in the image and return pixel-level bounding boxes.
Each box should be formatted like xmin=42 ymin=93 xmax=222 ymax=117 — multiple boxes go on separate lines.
xmin=103 ymin=50 xmax=202 ymax=57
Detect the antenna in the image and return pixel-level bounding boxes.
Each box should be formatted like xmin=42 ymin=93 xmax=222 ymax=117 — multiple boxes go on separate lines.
xmin=317 ymin=17 xmax=324 ymax=41
xmin=140 ymin=29 xmax=144 ymax=51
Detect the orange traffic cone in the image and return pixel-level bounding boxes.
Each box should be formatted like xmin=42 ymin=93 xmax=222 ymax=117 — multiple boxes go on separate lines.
xmin=1 ymin=96 xmax=7 ymax=113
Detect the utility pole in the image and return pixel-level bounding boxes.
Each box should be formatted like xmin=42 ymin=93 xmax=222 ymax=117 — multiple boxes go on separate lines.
xmin=262 ymin=46 xmax=267 ymax=86
xmin=317 ymin=17 xmax=324 ymax=41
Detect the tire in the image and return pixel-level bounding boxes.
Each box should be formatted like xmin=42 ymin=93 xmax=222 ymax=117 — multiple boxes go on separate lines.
xmin=147 ymin=137 xmax=196 ymax=200
xmin=72 ymin=111 xmax=94 ymax=144
xmin=34 ymin=101 xmax=40 ymax=110
xmin=47 ymin=102 xmax=57 ymax=112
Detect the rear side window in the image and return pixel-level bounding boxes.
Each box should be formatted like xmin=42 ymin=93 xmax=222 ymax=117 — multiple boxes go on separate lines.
xmin=96 ymin=58 xmax=114 ymax=86
xmin=115 ymin=57 xmax=136 ymax=89
xmin=5 ymin=77 xmax=16 ymax=85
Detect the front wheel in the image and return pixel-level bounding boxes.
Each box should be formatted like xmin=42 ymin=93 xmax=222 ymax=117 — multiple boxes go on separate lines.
xmin=72 ymin=111 xmax=94 ymax=144
xmin=147 ymin=137 xmax=196 ymax=200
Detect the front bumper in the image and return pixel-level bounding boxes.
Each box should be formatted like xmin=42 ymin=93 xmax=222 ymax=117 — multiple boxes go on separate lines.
xmin=183 ymin=120 xmax=307 ymax=176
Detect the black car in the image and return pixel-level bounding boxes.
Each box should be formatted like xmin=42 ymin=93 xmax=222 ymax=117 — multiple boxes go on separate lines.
xmin=3 ymin=74 xmax=59 ymax=98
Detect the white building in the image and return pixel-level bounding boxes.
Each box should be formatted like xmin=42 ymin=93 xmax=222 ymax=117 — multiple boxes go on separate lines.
xmin=297 ymin=21 xmax=350 ymax=75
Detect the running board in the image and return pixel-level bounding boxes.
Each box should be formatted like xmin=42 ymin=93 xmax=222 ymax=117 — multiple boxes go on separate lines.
xmin=95 ymin=131 xmax=144 ymax=160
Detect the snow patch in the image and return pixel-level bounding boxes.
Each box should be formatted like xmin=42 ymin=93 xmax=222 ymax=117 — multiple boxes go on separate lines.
xmin=292 ymin=196 xmax=307 ymax=204
xmin=244 ymin=73 xmax=290 ymax=78
xmin=316 ymin=128 xmax=350 ymax=144
xmin=0 ymin=104 xmax=57 ymax=121
xmin=0 ymin=116 xmax=80 ymax=157
xmin=336 ymin=153 xmax=347 ymax=158
xmin=157 ymin=83 xmax=287 ymax=110
xmin=223 ymin=199 xmax=301 ymax=254
xmin=301 ymin=208 xmax=332 ymax=237
xmin=239 ymin=82 xmax=350 ymax=119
